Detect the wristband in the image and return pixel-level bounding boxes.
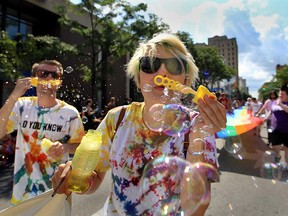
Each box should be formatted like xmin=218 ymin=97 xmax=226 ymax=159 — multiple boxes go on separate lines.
xmin=76 ymin=177 xmax=94 ymax=195
xmin=187 ymin=148 xmax=204 ymax=156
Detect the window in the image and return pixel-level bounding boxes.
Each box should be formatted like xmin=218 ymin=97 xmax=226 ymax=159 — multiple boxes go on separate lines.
xmin=2 ymin=6 xmax=33 ymax=39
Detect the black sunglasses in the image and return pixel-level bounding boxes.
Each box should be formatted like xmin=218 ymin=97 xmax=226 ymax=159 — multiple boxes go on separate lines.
xmin=139 ymin=57 xmax=188 ymax=75
xmin=36 ymin=70 xmax=61 ymax=79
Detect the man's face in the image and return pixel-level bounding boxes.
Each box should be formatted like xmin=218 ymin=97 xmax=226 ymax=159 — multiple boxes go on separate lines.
xmin=35 ymin=64 xmax=62 ymax=93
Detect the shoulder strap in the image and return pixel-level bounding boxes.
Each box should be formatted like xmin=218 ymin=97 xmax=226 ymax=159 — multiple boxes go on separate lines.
xmin=112 ymin=106 xmax=127 ymax=142
xmin=183 ymin=132 xmax=189 ymax=158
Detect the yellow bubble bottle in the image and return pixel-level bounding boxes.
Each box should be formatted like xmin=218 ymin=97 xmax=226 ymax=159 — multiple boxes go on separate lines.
xmin=67 ymin=130 xmax=102 ymax=193
xmin=41 ymin=138 xmax=53 ymax=154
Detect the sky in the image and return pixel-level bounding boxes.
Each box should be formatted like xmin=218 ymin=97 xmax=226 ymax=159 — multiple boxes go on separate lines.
xmin=71 ymin=0 xmax=288 ymax=98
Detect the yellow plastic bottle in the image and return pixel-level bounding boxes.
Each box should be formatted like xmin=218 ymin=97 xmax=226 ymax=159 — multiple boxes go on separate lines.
xmin=67 ymin=130 xmax=102 ymax=193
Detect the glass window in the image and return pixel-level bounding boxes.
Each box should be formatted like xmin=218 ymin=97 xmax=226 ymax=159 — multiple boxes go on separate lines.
xmin=6 ymin=15 xmax=19 ymax=38
xmin=20 ymin=19 xmax=32 ymax=36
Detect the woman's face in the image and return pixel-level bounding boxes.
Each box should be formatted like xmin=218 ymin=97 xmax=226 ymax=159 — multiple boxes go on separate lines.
xmin=279 ymin=90 xmax=288 ymax=102
xmin=139 ymin=47 xmax=186 ymax=106
xmin=270 ymin=93 xmax=276 ymax=99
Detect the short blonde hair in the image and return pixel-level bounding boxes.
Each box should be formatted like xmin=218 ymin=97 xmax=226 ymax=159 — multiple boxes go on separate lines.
xmin=126 ymin=33 xmax=198 ymax=88
xmin=31 ymin=60 xmax=63 ymax=77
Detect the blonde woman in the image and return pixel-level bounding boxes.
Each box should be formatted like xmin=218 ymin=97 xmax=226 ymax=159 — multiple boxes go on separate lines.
xmin=52 ymin=33 xmax=226 ymax=216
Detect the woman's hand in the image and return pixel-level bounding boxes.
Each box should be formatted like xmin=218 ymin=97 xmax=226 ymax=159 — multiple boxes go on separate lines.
xmin=51 ymin=161 xmax=72 ymax=196
xmin=197 ymin=95 xmax=227 ymax=133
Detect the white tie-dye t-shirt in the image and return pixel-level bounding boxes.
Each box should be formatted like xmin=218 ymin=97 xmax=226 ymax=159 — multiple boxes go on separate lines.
xmin=6 ymin=97 xmax=85 ymax=204
xmin=95 ymin=102 xmax=218 ymax=216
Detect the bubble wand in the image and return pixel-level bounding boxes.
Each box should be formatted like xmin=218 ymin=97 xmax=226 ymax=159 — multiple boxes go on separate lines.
xmin=154 ymin=75 xmax=215 ymax=104
xmin=31 ymin=77 xmax=62 ymax=87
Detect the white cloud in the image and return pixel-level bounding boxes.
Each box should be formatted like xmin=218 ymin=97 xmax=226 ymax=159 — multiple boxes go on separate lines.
xmin=251 ymin=14 xmax=280 ymax=39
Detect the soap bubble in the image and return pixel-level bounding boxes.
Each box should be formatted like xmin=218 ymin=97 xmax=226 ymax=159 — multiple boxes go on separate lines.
xmin=260 ymin=162 xmax=275 ymax=179
xmin=143 ymin=84 xmax=153 ymax=92
xmin=145 ymin=104 xmax=196 ymax=136
xmin=272 ymin=162 xmax=288 ymax=182
xmin=65 ymin=66 xmax=73 ymax=73
xmin=82 ymin=106 xmax=88 ymax=113
xmin=224 ymin=136 xmax=243 ymax=159
xmin=82 ymin=116 xmax=88 ymax=124
xmin=139 ymin=156 xmax=216 ymax=215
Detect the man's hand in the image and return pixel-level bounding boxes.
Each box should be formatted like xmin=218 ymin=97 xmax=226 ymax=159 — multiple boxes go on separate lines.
xmin=48 ymin=141 xmax=65 ymax=160
xmin=12 ymin=77 xmax=33 ymax=98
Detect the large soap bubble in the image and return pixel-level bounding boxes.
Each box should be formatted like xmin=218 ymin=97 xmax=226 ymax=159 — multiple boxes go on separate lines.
xmin=145 ymin=103 xmax=197 ymax=137
xmin=139 ymin=156 xmax=217 ymax=215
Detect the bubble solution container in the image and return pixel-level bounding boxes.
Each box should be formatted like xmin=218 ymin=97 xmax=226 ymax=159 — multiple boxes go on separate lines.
xmin=67 ymin=129 xmax=102 ymax=193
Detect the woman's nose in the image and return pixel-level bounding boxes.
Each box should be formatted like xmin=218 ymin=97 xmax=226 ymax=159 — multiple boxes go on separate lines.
xmin=157 ymin=63 xmax=169 ymax=77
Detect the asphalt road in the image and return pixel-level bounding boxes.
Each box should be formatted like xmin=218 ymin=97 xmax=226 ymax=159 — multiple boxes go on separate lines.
xmin=1 ymin=124 xmax=287 ymax=216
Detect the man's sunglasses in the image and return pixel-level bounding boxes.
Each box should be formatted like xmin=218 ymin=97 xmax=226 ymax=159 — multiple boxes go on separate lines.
xmin=36 ymin=70 xmax=61 ymax=79
xmin=139 ymin=57 xmax=188 ymax=75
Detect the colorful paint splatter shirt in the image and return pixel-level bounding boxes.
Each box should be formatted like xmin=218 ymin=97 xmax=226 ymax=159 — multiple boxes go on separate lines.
xmin=6 ymin=97 xmax=85 ymax=204
xmin=95 ymin=102 xmax=218 ymax=215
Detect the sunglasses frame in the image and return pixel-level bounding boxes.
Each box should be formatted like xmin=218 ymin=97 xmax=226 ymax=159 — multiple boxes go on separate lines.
xmin=36 ymin=70 xmax=61 ymax=79
xmin=139 ymin=56 xmax=188 ymax=75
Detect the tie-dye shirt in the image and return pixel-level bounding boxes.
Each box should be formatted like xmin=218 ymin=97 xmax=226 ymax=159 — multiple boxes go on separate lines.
xmin=95 ymin=102 xmax=218 ymax=215
xmin=6 ymin=97 xmax=85 ymax=204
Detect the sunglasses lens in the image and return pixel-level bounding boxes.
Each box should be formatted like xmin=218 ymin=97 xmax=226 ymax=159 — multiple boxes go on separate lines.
xmin=139 ymin=57 xmax=186 ymax=75
xmin=140 ymin=57 xmax=157 ymax=73
xmin=37 ymin=70 xmax=60 ymax=79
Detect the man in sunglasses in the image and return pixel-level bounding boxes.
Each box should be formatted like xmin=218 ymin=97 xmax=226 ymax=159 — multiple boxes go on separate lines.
xmin=0 ymin=60 xmax=85 ymax=205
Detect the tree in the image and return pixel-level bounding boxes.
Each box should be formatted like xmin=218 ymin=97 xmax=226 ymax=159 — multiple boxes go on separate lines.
xmin=16 ymin=34 xmax=78 ymax=73
xmin=275 ymin=65 xmax=288 ymax=86
xmin=0 ymin=31 xmax=18 ymax=80
xmin=193 ymin=45 xmax=235 ymax=89
xmin=258 ymin=81 xmax=279 ymax=101
xmin=57 ymin=0 xmax=170 ymax=99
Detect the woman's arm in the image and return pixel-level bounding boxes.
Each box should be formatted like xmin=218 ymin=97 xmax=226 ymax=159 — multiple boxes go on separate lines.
xmin=181 ymin=95 xmax=226 ymax=216
xmin=51 ymin=162 xmax=106 ymax=196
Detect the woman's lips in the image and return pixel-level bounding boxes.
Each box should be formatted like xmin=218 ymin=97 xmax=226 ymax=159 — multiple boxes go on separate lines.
xmin=154 ymin=86 xmax=165 ymax=91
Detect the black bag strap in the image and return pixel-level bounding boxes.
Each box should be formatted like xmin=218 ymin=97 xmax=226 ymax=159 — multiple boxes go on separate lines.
xmin=183 ymin=132 xmax=189 ymax=158
xmin=112 ymin=106 xmax=127 ymax=142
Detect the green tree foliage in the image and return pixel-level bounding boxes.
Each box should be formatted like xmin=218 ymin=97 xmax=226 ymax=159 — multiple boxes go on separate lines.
xmin=57 ymin=0 xmax=169 ymax=98
xmin=275 ymin=65 xmax=288 ymax=86
xmin=176 ymin=31 xmax=198 ymax=60
xmin=0 ymin=31 xmax=18 ymax=80
xmin=258 ymin=65 xmax=287 ymax=100
xmin=0 ymin=32 xmax=77 ymax=80
xmin=193 ymin=45 xmax=235 ymax=89
xmin=258 ymin=81 xmax=279 ymax=101
xmin=16 ymin=34 xmax=78 ymax=72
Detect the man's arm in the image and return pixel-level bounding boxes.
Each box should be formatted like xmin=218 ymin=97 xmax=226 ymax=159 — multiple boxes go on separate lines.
xmin=0 ymin=77 xmax=32 ymax=138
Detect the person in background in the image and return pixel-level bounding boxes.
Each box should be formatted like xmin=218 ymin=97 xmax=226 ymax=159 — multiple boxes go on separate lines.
xmin=82 ymin=98 xmax=102 ymax=131
xmin=256 ymin=91 xmax=278 ymax=145
xmin=218 ymin=93 xmax=231 ymax=111
xmin=245 ymin=97 xmax=253 ymax=115
xmin=251 ymin=98 xmax=262 ymax=116
xmin=251 ymin=97 xmax=262 ymax=136
xmin=270 ymin=85 xmax=288 ymax=163
xmin=123 ymin=97 xmax=132 ymax=105
xmin=0 ymin=60 xmax=85 ymax=205
xmin=232 ymin=98 xmax=241 ymax=109
xmin=52 ymin=33 xmax=226 ymax=216
xmin=104 ymin=96 xmax=116 ymax=115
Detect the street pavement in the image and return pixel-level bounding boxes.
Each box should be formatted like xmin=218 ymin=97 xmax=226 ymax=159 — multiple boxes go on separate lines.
xmin=1 ymin=123 xmax=287 ymax=215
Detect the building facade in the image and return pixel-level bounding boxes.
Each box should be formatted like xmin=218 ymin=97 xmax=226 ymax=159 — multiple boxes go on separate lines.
xmin=208 ymin=35 xmax=239 ymax=87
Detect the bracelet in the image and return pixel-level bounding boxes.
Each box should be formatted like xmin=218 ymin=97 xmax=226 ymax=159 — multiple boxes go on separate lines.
xmin=187 ymin=148 xmax=204 ymax=156
xmin=77 ymin=177 xmax=94 ymax=195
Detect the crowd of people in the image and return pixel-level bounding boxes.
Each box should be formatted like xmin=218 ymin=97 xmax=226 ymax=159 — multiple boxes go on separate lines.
xmin=0 ymin=32 xmax=287 ymax=216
